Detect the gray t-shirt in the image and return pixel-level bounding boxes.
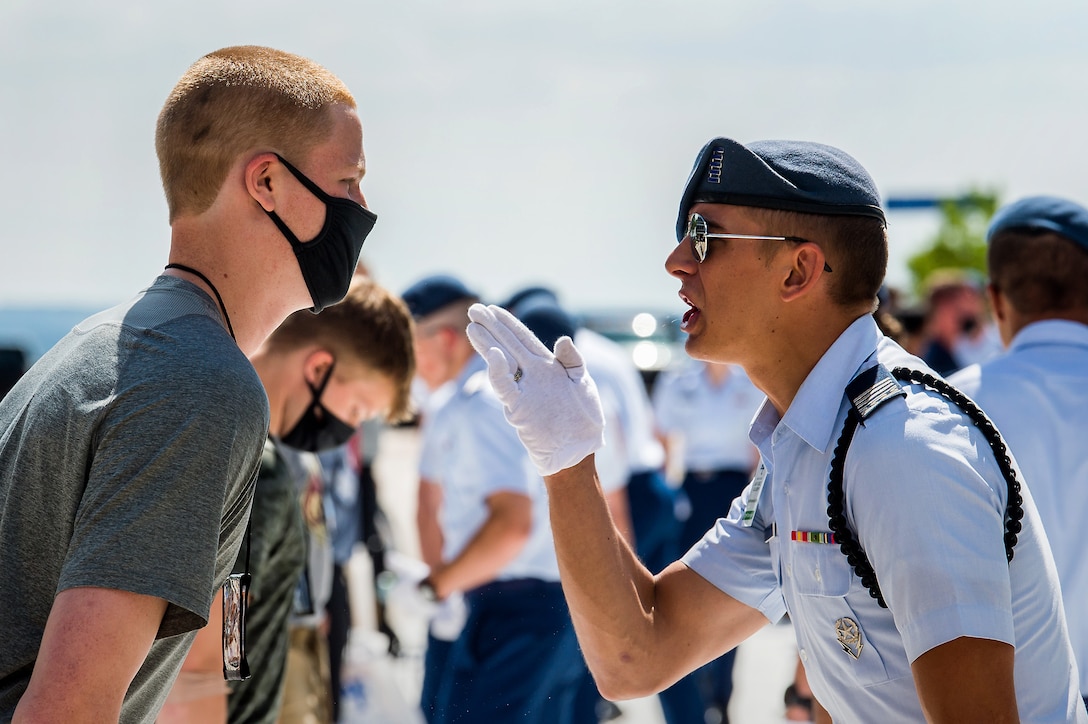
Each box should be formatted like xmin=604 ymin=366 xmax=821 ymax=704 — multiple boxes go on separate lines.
xmin=0 ymin=276 xmax=269 ymax=723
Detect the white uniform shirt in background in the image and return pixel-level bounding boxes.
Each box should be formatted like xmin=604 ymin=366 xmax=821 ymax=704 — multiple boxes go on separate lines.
xmin=951 ymin=319 xmax=1088 ymax=696
xmin=652 ymin=361 xmax=763 ymax=473
xmin=419 ymin=356 xmax=559 ymax=582
xmin=576 ymin=328 xmax=665 ymax=474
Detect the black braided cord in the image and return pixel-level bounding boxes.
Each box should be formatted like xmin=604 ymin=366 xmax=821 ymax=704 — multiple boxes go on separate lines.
xmin=826 ymin=367 xmax=1025 ymax=608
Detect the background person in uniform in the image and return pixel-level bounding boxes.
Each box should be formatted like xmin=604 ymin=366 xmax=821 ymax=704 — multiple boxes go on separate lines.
xmin=158 ymin=277 xmax=415 ymax=724
xmin=0 ymin=45 xmax=375 ymax=723
xmin=400 ymin=275 xmax=579 ymax=724
xmin=465 ymin=137 xmax=1087 ymax=721
xmin=503 ymin=287 xmax=700 ymax=724
xmin=650 ymin=357 xmax=763 ymax=723
xmin=950 ymin=195 xmax=1088 ymax=711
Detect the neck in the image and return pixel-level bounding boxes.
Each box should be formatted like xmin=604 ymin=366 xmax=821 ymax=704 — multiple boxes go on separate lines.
xmin=164 ymin=262 xmax=235 ymax=340
xmin=741 ymin=311 xmax=863 ymax=417
xmin=249 ymin=346 xmax=292 ymax=437
xmin=169 ymin=213 xmax=312 ymax=356
xmin=704 ymin=362 xmax=731 ymax=386
xmin=1010 ymin=309 xmax=1088 ymax=336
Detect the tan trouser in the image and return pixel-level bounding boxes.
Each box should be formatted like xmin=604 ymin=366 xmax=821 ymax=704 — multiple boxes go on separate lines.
xmin=277 ymin=626 xmax=333 ymax=724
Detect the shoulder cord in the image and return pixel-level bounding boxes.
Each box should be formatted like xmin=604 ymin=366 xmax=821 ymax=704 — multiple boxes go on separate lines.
xmin=826 ymin=367 xmax=1025 ymax=608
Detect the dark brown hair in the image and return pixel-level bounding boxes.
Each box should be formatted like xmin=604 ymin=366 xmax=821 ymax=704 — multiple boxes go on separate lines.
xmin=266 ymin=277 xmax=416 ymax=423
xmin=752 ymin=208 xmax=887 ymax=310
xmin=988 ymin=229 xmax=1088 ymax=314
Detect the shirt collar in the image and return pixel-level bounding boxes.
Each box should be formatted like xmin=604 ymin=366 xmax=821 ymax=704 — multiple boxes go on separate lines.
xmin=750 ymin=314 xmax=881 ymax=455
xmin=1009 ymin=319 xmax=1088 ymax=353
xmin=454 ymin=354 xmax=488 ymax=395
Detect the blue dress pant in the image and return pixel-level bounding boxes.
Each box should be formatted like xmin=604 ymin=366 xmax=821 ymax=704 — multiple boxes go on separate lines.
xmin=429 ymin=578 xmax=578 ymax=724
xmin=421 ymin=633 xmax=455 ymax=723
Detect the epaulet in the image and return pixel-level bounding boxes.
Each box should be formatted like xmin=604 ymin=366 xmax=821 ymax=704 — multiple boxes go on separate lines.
xmin=845 ymin=363 xmax=906 ymax=421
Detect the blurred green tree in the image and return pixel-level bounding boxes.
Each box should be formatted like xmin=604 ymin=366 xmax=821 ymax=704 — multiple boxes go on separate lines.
xmin=906 ymin=189 xmax=999 ymax=295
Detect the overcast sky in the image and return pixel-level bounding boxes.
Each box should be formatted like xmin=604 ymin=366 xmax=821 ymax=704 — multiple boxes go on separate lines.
xmin=3 ymin=0 xmax=1087 ymax=316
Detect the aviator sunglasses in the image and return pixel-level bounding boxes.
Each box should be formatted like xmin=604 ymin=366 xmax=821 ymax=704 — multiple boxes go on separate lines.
xmin=686 ymin=213 xmax=832 ymax=272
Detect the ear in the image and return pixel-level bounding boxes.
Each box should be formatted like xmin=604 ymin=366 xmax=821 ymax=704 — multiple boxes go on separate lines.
xmin=302 ymin=348 xmax=336 ymax=386
xmin=986 ymin=282 xmax=1004 ymax=321
xmin=245 ymin=152 xmax=282 ymax=213
xmin=987 ymin=282 xmax=1016 ymax=348
xmin=780 ymin=244 xmax=829 ymax=302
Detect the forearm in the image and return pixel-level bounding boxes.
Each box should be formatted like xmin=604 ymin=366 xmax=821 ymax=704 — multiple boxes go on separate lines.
xmin=430 ymin=498 xmax=531 ymax=597
xmin=158 ymin=590 xmax=228 ymax=724
xmin=417 ymin=480 xmax=444 ymax=569
xmin=603 ymin=486 xmax=636 ymax=548
xmin=543 ymin=457 xmax=660 ymax=691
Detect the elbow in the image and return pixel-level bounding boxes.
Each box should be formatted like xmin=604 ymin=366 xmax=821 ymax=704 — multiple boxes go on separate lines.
xmin=595 ymin=677 xmax=651 ymax=703
xmin=594 ymin=671 xmax=665 ymax=703
xmin=587 ymin=653 xmax=672 ymax=703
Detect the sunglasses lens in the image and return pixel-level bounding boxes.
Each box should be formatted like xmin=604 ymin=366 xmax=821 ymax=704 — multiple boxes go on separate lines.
xmin=688 ymin=214 xmax=707 ymax=262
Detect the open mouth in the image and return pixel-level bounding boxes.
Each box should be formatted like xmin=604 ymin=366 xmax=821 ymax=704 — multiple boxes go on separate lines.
xmin=679 ymin=293 xmax=700 ymax=331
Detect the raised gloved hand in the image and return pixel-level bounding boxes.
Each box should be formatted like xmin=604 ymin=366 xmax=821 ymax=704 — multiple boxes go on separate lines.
xmin=466 ymin=303 xmax=605 ymax=477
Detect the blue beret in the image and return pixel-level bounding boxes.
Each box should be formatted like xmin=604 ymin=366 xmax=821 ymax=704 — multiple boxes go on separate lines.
xmin=675 ymin=138 xmax=886 ymax=241
xmin=517 ymin=301 xmax=577 ymax=350
xmin=401 ymin=274 xmax=478 ymax=320
xmin=500 ymin=286 xmax=560 ymax=315
xmin=987 ymin=195 xmax=1088 ymax=252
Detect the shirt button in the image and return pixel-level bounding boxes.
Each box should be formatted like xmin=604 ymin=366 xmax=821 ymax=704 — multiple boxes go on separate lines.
xmin=814 ymin=567 xmax=822 ymax=583
xmin=786 ymin=564 xmax=793 ymax=578
xmin=799 ymin=649 xmax=809 ymax=663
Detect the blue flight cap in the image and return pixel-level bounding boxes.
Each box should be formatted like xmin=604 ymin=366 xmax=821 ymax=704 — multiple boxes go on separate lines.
xmin=401 ymin=274 xmax=478 ymax=320
xmin=987 ymin=195 xmax=1088 ymax=252
xmin=675 ymin=138 xmax=886 ymax=242
xmin=517 ymin=301 xmax=577 ymax=350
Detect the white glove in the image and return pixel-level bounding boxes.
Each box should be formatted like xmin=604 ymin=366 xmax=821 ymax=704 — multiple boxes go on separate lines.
xmin=429 ymin=593 xmax=468 ymax=642
xmin=466 ymin=303 xmax=605 ymax=477
xmin=382 ymin=551 xmax=437 ymax=620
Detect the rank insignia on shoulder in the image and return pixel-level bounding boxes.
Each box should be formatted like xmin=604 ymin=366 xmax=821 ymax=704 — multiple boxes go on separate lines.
xmin=835 ymin=617 xmax=863 ymax=660
xmin=846 ymin=364 xmax=905 ymax=421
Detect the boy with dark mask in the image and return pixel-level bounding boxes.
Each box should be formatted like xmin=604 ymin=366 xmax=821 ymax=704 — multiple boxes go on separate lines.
xmin=0 ymin=46 xmax=376 ymax=722
xmin=160 ymin=276 xmax=415 ymax=724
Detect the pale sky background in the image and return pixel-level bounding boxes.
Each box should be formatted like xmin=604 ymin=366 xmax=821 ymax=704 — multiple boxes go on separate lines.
xmin=3 ymin=0 xmax=1087 ymax=317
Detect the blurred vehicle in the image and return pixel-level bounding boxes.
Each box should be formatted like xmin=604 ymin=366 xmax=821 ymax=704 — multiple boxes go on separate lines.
xmin=577 ymin=308 xmax=685 ymax=392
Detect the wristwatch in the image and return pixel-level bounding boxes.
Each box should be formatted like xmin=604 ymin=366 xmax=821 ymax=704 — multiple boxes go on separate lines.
xmin=418 ymin=578 xmax=440 ymax=603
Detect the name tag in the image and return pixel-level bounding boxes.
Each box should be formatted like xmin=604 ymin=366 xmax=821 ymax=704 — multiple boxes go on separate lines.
xmin=741 ymin=463 xmax=768 ymax=528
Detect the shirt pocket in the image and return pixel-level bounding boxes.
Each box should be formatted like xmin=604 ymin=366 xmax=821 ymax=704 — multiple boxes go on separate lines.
xmin=789 ymin=543 xmax=907 ymax=689
xmin=787 ymin=542 xmax=852 ymax=597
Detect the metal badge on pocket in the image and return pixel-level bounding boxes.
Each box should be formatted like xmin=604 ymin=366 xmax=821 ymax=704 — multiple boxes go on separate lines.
xmin=835 ymin=616 xmax=863 ymax=660
xmin=222 ymin=572 xmax=252 ymax=681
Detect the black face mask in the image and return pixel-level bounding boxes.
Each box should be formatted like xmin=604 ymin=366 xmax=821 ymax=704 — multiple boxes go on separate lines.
xmin=265 ymin=154 xmax=377 ymax=313
xmin=280 ymin=363 xmax=356 ymax=453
